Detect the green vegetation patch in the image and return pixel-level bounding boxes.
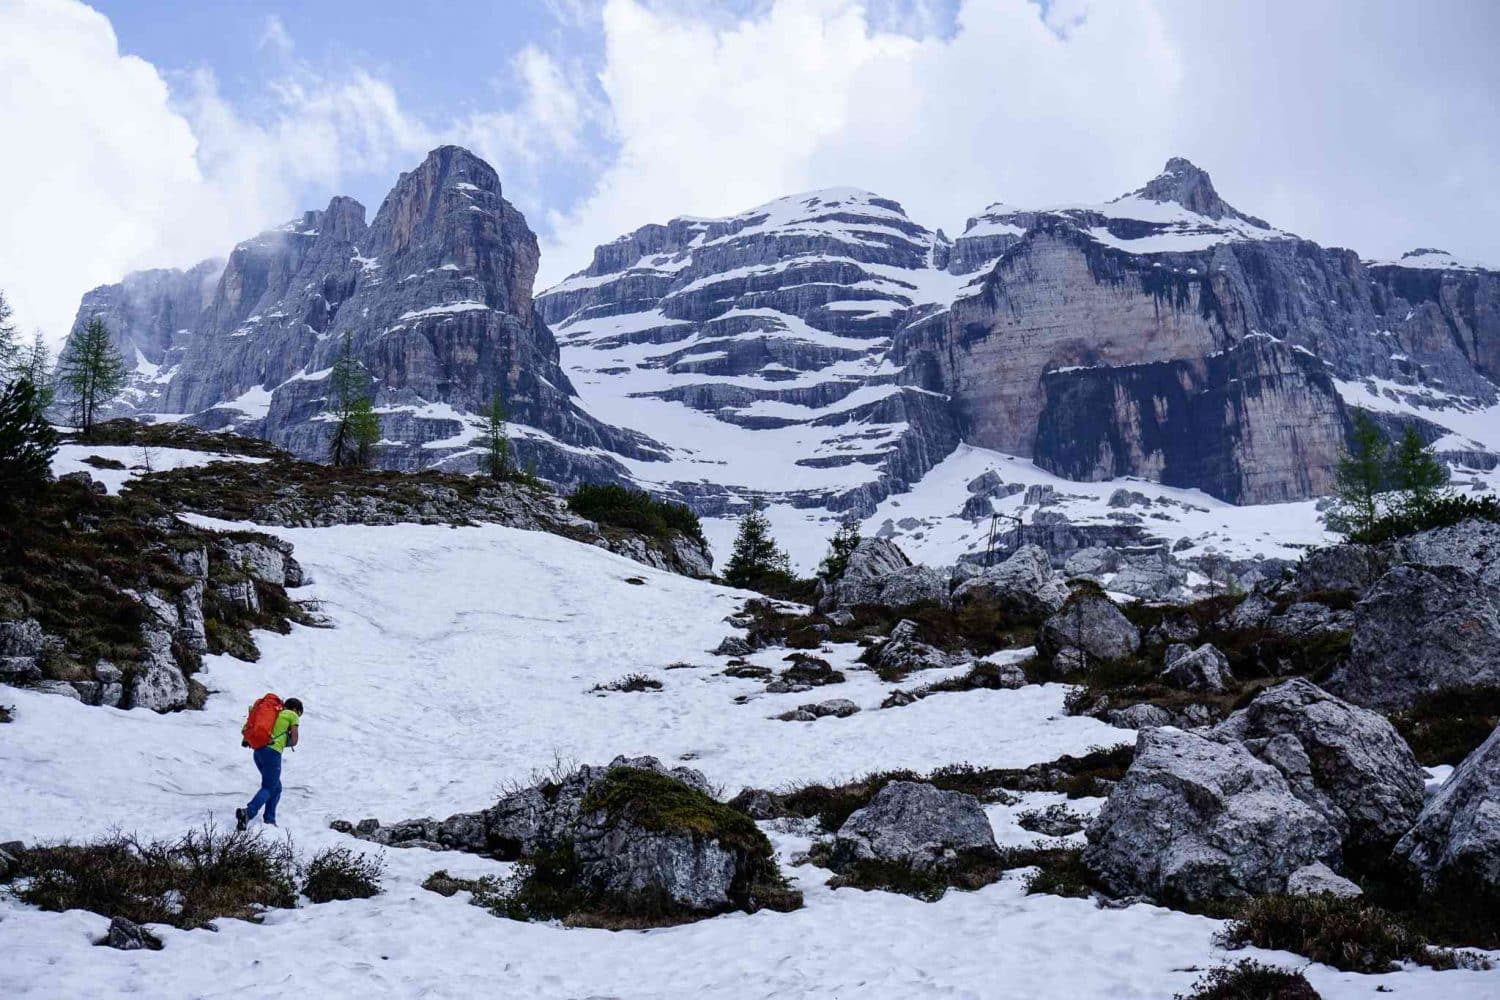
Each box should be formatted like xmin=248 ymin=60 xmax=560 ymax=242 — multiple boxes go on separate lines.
xmin=1174 ymin=960 xmax=1320 ymax=1000
xmin=567 ymin=483 xmax=704 ymax=543
xmin=1389 ymin=685 xmax=1500 ymax=766
xmin=581 ymin=767 xmax=770 ymax=859
xmin=1217 ymin=894 xmax=1490 ymax=974
xmin=13 ymin=826 xmax=296 ymax=929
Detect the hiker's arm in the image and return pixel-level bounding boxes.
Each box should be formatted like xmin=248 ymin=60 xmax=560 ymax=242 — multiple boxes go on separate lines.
xmin=287 ymin=725 xmax=299 ymax=748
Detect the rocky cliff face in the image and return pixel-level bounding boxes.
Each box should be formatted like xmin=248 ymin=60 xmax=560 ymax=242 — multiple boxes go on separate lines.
xmin=537 ymin=188 xmax=968 ymax=514
xmin=891 ymin=160 xmax=1500 ymax=504
xmin=70 ymin=153 xmax=1500 ymax=519
xmin=65 ymin=147 xmax=659 ymax=485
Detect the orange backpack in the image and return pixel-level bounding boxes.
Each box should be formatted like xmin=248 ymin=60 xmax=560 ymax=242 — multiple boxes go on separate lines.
xmin=243 ymin=693 xmax=284 ymax=750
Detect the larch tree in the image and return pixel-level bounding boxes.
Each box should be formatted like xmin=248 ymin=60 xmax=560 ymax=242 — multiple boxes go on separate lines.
xmin=57 ymin=318 xmax=127 ymax=436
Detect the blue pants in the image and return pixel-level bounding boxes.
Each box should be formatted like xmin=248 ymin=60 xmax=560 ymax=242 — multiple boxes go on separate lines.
xmin=245 ymin=746 xmax=283 ymax=824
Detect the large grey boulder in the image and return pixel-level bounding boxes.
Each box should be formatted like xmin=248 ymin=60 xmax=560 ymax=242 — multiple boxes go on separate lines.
xmin=1084 ymin=727 xmax=1342 ymax=903
xmin=1286 ymin=542 xmax=1389 ymax=597
xmin=1328 ymin=563 xmax=1500 ymax=710
xmin=128 ymin=630 xmax=188 ymax=713
xmin=1040 ymin=591 xmax=1141 ymax=665
xmin=1214 ymin=679 xmax=1425 ymax=851
xmin=821 ymin=539 xmax=947 ymax=610
xmin=1160 ymin=643 xmax=1232 ymax=693
xmin=0 ymin=618 xmax=45 ymax=684
xmin=358 ymin=755 xmax=792 ymax=917
xmin=867 ymin=620 xmax=952 ymax=676
xmin=222 ymin=538 xmax=305 ymax=588
xmin=831 ymin=781 xmax=999 ymax=872
xmin=951 ymin=545 xmax=1068 ymax=617
xmin=1395 ymin=721 xmax=1500 ymax=898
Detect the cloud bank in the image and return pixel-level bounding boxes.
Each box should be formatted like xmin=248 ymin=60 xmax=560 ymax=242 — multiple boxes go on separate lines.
xmin=2 ymin=0 xmax=1497 ymax=347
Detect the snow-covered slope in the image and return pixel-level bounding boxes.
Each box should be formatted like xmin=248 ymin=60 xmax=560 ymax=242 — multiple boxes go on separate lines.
xmin=5 ymin=520 xmax=1494 ymax=998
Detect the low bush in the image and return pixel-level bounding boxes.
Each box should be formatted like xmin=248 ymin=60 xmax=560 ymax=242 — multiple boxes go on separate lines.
xmin=0 ymin=704 xmax=12 ymax=724
xmin=1174 ymin=960 xmax=1320 ymax=1000
xmin=1352 ymin=496 xmax=1500 ymax=544
xmin=1019 ymin=848 xmax=1092 ymax=899
xmin=300 ymin=847 xmax=384 ymax=903
xmin=589 ymin=673 xmax=663 ymax=694
xmin=15 ymin=826 xmax=296 ymax=929
xmin=1216 ymin=895 xmax=1485 ymax=973
xmin=567 ymin=483 xmax=704 ymax=543
xmin=1389 ymin=685 xmax=1500 ymax=765
xmin=423 ymin=850 xmax=588 ymax=923
xmin=764 ymin=746 xmax=1132 ymax=833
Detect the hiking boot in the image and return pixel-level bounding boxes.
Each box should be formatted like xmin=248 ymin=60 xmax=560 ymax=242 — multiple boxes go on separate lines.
xmin=234 ymin=808 xmax=249 ymax=832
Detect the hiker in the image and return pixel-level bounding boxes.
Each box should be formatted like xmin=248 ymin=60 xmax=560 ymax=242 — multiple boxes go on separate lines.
xmin=235 ymin=695 xmax=303 ymax=830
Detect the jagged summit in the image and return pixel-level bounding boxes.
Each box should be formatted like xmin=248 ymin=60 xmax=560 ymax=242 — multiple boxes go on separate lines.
xmin=1124 ymin=156 xmax=1232 ymax=219
xmin=61 ymin=146 xmax=655 ymax=483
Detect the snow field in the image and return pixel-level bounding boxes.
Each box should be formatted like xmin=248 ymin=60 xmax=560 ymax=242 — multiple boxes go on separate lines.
xmin=2 ymin=520 xmax=1495 ymax=998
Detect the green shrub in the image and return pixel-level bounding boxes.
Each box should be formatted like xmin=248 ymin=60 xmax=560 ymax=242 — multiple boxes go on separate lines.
xmin=1174 ymin=960 xmax=1319 ymax=1000
xmin=589 ymin=673 xmax=663 ymax=693
xmin=1353 ymin=495 xmax=1500 ymax=544
xmin=567 ymin=483 xmax=704 ymax=542
xmin=1216 ymin=895 xmax=1474 ymax=973
xmin=301 ymin=847 xmax=384 ymax=903
xmin=16 ymin=826 xmax=296 ymax=929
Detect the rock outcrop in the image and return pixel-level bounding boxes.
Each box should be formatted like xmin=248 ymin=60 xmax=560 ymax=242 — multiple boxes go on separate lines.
xmin=1039 ymin=590 xmax=1141 ymax=667
xmin=1395 ymin=721 xmax=1500 ymax=899
xmin=64 ymin=147 xmax=659 ymax=486
xmin=1213 ymin=679 xmax=1426 ymax=851
xmin=1330 ymin=562 xmax=1500 ymax=710
xmin=351 ymin=755 xmax=798 ymax=919
xmin=1084 ymin=727 xmax=1342 ymax=903
xmin=819 ymin=539 xmax=947 ymax=610
xmin=950 ymin=544 xmax=1068 ymax=616
xmin=829 ymin=781 xmax=1000 ymax=873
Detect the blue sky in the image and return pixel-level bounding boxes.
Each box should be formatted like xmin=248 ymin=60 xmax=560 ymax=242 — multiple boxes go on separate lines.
xmin=3 ymin=1 xmax=1499 ymax=347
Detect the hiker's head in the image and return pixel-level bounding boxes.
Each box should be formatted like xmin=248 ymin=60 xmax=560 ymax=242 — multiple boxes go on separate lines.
xmin=285 ymin=698 xmax=304 ymax=716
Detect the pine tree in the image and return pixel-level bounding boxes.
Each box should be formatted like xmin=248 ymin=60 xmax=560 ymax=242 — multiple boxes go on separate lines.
xmin=817 ymin=517 xmax=862 ymax=581
xmin=17 ymin=332 xmax=54 ymax=407
xmin=482 ymin=393 xmax=511 ymax=480
xmin=57 ymin=318 xmax=127 ymax=436
xmin=723 ymin=500 xmax=792 ymax=589
xmin=327 ymin=333 xmax=374 ymax=467
xmin=0 ymin=288 xmax=19 ymax=377
xmin=1388 ymin=425 xmax=1448 ymax=519
xmin=15 ymin=329 xmax=53 ymax=404
xmin=0 ymin=377 xmax=58 ymax=506
xmin=1330 ymin=411 xmax=1388 ymax=537
xmin=347 ymin=397 xmax=381 ymax=468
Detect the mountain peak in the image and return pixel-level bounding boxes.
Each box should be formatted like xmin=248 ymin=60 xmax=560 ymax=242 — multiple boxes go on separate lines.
xmin=1126 ymin=157 xmax=1233 ymax=220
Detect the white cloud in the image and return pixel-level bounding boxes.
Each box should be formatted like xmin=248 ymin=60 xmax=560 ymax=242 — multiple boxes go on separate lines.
xmin=537 ymin=0 xmax=1184 ymax=285
xmin=258 ymin=14 xmax=293 ymax=57
xmin=4 ymin=0 xmax=1497 ymax=346
xmin=0 ymin=0 xmax=600 ymax=349
xmin=538 ymin=0 xmax=1500 ymax=285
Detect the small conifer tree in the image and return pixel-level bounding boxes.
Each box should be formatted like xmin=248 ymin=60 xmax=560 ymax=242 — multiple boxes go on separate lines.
xmin=817 ymin=517 xmax=862 ymax=581
xmin=1330 ymin=411 xmax=1388 ymax=536
xmin=723 ymin=500 xmax=792 ymax=589
xmin=0 ymin=377 xmax=57 ymax=505
xmin=327 ymin=333 xmax=376 ymax=467
xmin=1388 ymin=425 xmax=1448 ymax=519
xmin=483 ymin=393 xmax=510 ymax=480
xmin=57 ymin=318 xmax=127 ymax=436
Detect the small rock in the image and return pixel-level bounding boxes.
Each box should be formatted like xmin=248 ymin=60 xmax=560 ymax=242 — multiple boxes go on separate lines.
xmin=712 ymin=636 xmax=753 ymax=657
xmin=102 ymin=916 xmax=162 ymax=951
xmin=1285 ymin=861 xmax=1363 ymax=899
